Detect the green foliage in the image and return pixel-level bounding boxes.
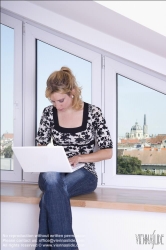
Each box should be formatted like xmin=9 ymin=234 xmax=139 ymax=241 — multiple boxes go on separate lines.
xmin=117 ymin=155 xmax=141 ymax=175
xmin=117 ymin=155 xmax=166 ymax=176
xmin=3 ymin=145 xmax=13 ymax=158
xmin=142 ymin=171 xmax=166 ymax=176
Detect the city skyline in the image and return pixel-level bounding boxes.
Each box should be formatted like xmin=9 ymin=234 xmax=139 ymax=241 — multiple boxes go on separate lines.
xmin=119 ymin=114 xmax=157 ymax=138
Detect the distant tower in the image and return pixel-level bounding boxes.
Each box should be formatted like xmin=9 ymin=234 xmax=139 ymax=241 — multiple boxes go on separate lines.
xmin=143 ymin=114 xmax=149 ymax=138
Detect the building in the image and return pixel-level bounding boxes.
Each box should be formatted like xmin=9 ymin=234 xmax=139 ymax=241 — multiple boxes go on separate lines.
xmin=0 ymin=133 xmax=13 ymax=156
xmin=126 ymin=114 xmax=149 ymax=139
xmin=126 ymin=121 xmax=144 ymax=139
xmin=123 ymin=148 xmax=166 ymax=174
xmin=143 ymin=114 xmax=149 ymax=138
xmin=163 ymin=139 xmax=166 ymax=148
xmin=146 ymin=134 xmax=166 ymax=149
xmin=1 ymin=133 xmax=13 ymax=142
xmin=118 ymin=138 xmax=140 ymax=150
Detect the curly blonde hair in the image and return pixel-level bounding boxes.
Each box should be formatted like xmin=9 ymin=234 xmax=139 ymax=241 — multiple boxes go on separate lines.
xmin=45 ymin=67 xmax=83 ymax=110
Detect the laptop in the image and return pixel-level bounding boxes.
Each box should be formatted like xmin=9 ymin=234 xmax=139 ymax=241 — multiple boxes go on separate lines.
xmin=12 ymin=146 xmax=85 ymax=173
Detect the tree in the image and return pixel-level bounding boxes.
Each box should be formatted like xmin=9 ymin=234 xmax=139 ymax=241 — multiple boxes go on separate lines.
xmin=3 ymin=145 xmax=13 ymax=158
xmin=117 ymin=156 xmax=166 ymax=176
xmin=117 ymin=155 xmax=142 ymax=175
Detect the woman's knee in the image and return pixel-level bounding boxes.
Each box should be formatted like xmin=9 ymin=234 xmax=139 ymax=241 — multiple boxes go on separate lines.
xmin=38 ymin=172 xmax=63 ymax=191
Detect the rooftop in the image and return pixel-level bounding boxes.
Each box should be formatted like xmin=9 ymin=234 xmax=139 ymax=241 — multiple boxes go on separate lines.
xmin=1 ymin=133 xmax=14 ymax=140
xmin=147 ymin=135 xmax=166 ymax=144
xmin=123 ymin=148 xmax=166 ymax=165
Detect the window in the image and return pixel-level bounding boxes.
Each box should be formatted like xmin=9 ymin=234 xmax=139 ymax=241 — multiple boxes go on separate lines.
xmin=104 ymin=57 xmax=166 ymax=189
xmin=23 ymin=24 xmax=102 ymax=182
xmin=1 ymin=24 xmax=14 ymax=171
xmin=1 ymin=12 xmax=165 ymax=190
xmin=36 ymin=40 xmax=92 ymax=130
xmin=152 ymin=169 xmax=156 ymax=174
xmin=117 ymin=74 xmax=166 ymax=176
xmin=1 ymin=13 xmax=22 ymax=182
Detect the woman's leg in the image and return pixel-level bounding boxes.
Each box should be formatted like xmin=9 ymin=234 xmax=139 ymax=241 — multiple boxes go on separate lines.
xmin=64 ymin=168 xmax=97 ymax=198
xmin=36 ymin=168 xmax=97 ymax=250
xmin=36 ymin=172 xmax=75 ymax=250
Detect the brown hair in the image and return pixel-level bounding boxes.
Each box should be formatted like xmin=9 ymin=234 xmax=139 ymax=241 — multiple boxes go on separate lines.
xmin=45 ymin=67 xmax=83 ymax=110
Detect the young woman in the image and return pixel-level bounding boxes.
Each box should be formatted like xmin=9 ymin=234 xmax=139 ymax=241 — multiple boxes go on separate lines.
xmin=35 ymin=67 xmax=113 ymax=250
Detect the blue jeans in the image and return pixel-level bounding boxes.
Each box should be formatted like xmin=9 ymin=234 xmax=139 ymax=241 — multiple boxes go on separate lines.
xmin=36 ymin=168 xmax=97 ymax=250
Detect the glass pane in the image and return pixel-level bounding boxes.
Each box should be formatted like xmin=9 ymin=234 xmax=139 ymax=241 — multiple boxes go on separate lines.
xmin=117 ymin=74 xmax=166 ymax=176
xmin=0 ymin=24 xmax=14 ymax=171
xmin=36 ymin=40 xmax=91 ymax=144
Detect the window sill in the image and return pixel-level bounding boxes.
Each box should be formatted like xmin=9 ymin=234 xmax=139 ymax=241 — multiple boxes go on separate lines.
xmin=1 ymin=183 xmax=166 ymax=213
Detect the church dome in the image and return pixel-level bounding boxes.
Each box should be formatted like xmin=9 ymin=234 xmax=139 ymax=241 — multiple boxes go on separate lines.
xmin=131 ymin=122 xmax=142 ymax=131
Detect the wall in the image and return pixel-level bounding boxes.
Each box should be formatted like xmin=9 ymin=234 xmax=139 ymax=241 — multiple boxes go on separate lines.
xmin=1 ymin=1 xmax=166 ymax=76
xmin=1 ymin=202 xmax=166 ymax=250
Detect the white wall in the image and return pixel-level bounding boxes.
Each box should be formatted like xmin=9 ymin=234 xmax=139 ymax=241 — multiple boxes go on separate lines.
xmin=1 ymin=202 xmax=166 ymax=250
xmin=1 ymin=1 xmax=166 ymax=76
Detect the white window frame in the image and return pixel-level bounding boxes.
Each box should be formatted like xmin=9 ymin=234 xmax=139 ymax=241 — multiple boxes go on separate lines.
xmin=1 ymin=13 xmax=23 ymax=182
xmin=104 ymin=57 xmax=166 ymax=190
xmin=2 ymin=13 xmax=165 ymax=190
xmin=23 ymin=23 xmax=102 ymax=183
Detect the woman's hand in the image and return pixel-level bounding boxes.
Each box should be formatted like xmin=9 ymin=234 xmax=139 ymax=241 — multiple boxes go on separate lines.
xmin=68 ymin=155 xmax=81 ymax=167
xmin=68 ymin=148 xmax=112 ymax=167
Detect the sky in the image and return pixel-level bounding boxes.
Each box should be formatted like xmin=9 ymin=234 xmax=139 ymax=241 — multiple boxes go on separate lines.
xmin=118 ymin=75 xmax=166 ymax=137
xmin=37 ymin=41 xmax=91 ymax=127
xmin=1 ymin=24 xmax=14 ymax=136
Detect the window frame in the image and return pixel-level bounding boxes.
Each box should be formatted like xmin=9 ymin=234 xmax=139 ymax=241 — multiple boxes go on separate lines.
xmin=23 ymin=23 xmax=102 ymax=183
xmin=104 ymin=57 xmax=166 ymax=190
xmin=1 ymin=13 xmax=23 ymax=182
xmin=1 ymin=12 xmax=165 ymax=190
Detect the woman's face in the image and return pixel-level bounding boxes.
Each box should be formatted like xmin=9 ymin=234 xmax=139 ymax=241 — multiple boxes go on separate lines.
xmin=50 ymin=92 xmax=73 ymax=111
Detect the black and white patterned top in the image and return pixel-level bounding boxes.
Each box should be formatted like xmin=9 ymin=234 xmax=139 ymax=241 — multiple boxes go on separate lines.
xmin=36 ymin=102 xmax=113 ymax=178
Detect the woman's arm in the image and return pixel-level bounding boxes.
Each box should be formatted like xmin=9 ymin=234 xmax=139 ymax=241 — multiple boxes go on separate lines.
xmin=69 ymin=106 xmax=113 ymax=167
xmin=69 ymin=148 xmax=112 ymax=167
xmin=36 ymin=107 xmax=52 ymax=146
